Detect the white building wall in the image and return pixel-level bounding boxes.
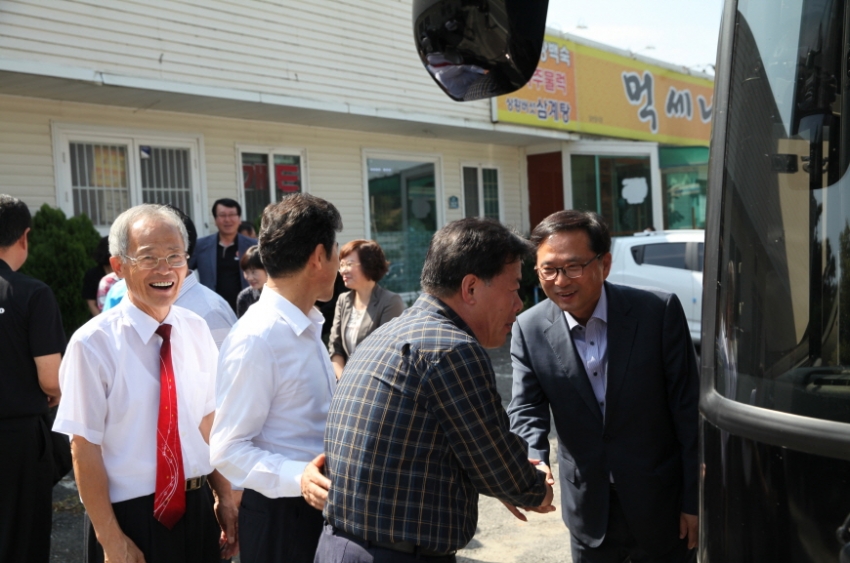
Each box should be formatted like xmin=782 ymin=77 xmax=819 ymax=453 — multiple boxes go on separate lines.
xmin=0 ymin=94 xmax=525 ymax=240
xmin=0 ymin=0 xmax=492 ymax=123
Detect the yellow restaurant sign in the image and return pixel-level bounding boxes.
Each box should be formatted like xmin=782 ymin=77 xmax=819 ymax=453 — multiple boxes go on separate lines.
xmin=494 ymin=35 xmax=714 ymax=146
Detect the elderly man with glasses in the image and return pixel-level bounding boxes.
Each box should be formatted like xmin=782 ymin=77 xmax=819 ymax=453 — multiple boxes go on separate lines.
xmin=54 ymin=204 xmax=238 ymax=563
xmin=508 ymin=210 xmax=700 ymax=563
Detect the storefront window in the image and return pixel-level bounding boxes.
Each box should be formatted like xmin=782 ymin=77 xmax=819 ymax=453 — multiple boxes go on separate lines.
xmin=241 ymin=151 xmax=303 ymax=224
xmin=659 ymin=147 xmax=708 ymax=230
xmin=368 ymin=158 xmax=438 ymax=295
xmin=570 ymin=154 xmax=653 ymax=235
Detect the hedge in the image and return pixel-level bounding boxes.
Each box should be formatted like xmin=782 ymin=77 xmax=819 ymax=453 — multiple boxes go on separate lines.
xmin=19 ymin=205 xmax=101 ymax=338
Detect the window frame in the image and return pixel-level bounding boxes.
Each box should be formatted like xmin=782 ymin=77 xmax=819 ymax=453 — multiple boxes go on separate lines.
xmin=51 ymin=122 xmax=206 ymax=235
xmin=361 ymin=149 xmax=444 ymax=241
xmin=460 ymin=162 xmax=503 ymax=222
xmin=563 ymin=140 xmax=662 ymax=231
xmin=235 ymin=144 xmax=309 ymax=223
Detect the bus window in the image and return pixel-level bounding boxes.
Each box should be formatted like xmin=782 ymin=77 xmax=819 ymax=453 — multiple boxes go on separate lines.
xmin=716 ymin=0 xmax=850 ymax=423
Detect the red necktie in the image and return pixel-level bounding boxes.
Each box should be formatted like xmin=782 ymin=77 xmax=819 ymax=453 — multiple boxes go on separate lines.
xmin=153 ymin=324 xmax=185 ymax=529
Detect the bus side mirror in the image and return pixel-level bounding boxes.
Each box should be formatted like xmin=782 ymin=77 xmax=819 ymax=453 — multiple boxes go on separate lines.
xmin=412 ymin=0 xmax=549 ymax=101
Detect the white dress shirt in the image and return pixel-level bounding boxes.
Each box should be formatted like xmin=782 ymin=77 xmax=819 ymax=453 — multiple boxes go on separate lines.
xmin=54 ymin=299 xmax=218 ymax=503
xmin=178 ymin=271 xmax=238 ymax=349
xmin=565 ymin=287 xmax=609 ymax=417
xmin=210 ymin=288 xmax=336 ymax=499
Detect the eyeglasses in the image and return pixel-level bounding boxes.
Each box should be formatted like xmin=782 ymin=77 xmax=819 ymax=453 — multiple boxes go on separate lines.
xmin=123 ymin=253 xmax=189 ymax=270
xmin=216 ymin=213 xmax=240 ymax=219
xmin=536 ymin=254 xmax=602 ymax=281
xmin=339 ymin=260 xmax=361 ymax=270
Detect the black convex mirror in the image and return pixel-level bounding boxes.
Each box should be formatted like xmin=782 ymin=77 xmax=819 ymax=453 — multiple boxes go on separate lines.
xmin=413 ymin=0 xmax=549 ymax=101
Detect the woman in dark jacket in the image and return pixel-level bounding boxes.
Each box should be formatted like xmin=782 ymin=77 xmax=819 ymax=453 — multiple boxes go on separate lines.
xmin=328 ymin=240 xmax=404 ymax=379
xmin=235 ymin=245 xmax=267 ymax=318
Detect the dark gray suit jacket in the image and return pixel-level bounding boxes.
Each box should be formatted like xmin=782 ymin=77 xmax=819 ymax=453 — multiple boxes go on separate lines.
xmin=188 ymin=233 xmax=256 ymax=292
xmin=328 ymin=285 xmax=405 ymax=361
xmin=508 ymin=282 xmax=699 ymax=555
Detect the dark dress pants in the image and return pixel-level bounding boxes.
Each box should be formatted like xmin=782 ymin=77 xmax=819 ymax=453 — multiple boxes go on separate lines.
xmin=85 ymin=486 xmax=220 ymax=563
xmin=0 ymin=416 xmax=53 ymax=563
xmin=570 ymin=487 xmax=694 ymax=563
xmin=239 ymin=488 xmax=325 ymax=563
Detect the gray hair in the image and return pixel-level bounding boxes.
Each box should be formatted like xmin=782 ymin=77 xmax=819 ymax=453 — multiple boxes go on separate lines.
xmin=108 ymin=204 xmax=189 ymax=258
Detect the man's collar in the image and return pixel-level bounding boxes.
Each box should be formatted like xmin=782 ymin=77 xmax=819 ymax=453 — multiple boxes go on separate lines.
xmin=121 ymin=298 xmax=178 ymax=345
xmin=259 ymin=287 xmax=324 ymax=336
xmin=0 ymin=259 xmax=10 ymax=272
xmin=564 ymin=286 xmax=608 ymax=331
xmin=179 ymin=270 xmax=197 ymax=298
xmin=217 ymin=233 xmax=236 ymax=248
xmin=415 ymin=293 xmax=476 ymax=339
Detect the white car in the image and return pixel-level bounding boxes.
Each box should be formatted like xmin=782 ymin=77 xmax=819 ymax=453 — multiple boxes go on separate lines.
xmin=608 ymin=230 xmax=704 ymax=348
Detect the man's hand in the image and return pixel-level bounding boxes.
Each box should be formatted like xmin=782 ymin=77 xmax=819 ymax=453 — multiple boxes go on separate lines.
xmin=500 ymin=460 xmax=557 ymax=520
xmin=301 ymin=453 xmax=331 ymax=511
xmin=101 ymin=531 xmax=146 ymax=563
xmin=214 ymin=493 xmax=239 ymax=558
xmin=679 ymin=512 xmax=698 ymax=549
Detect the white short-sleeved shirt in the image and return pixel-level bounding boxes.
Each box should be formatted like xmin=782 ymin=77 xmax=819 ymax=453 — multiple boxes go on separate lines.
xmin=54 ymin=299 xmax=218 ymax=503
xmin=210 ymin=288 xmax=336 ymax=499
xmin=178 ymin=271 xmax=238 ymax=349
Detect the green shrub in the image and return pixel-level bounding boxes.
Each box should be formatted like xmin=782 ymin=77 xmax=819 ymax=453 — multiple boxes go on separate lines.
xmin=19 ymin=205 xmax=101 ymax=337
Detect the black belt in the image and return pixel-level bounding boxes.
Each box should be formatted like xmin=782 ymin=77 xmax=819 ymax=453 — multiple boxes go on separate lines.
xmin=185 ymin=475 xmax=208 ymax=491
xmin=332 ymin=526 xmax=456 ymax=558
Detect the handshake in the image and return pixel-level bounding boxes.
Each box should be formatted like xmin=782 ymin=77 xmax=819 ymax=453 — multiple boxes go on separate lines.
xmin=500 ymin=459 xmax=557 ymax=521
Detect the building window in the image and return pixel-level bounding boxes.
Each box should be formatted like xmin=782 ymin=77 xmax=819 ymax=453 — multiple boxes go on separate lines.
xmin=367 ymin=156 xmax=440 ymax=295
xmin=54 ymin=126 xmax=201 ymax=233
xmin=658 ymin=146 xmax=708 ymax=230
xmin=463 ymin=166 xmax=500 ymax=219
xmin=239 ymin=149 xmax=304 ymax=224
xmin=571 ymin=154 xmax=654 ymax=235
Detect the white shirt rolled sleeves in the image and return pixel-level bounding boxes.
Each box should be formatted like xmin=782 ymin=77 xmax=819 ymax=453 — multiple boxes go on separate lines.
xmin=210 ymin=288 xmax=335 ymax=499
xmin=53 ymin=299 xmax=218 ymax=503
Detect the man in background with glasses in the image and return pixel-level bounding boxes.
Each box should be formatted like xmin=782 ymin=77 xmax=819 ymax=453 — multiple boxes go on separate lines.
xmin=190 ymin=198 xmax=257 ymax=313
xmin=55 ymin=204 xmax=238 ymax=563
xmin=508 ymin=210 xmax=699 ymax=563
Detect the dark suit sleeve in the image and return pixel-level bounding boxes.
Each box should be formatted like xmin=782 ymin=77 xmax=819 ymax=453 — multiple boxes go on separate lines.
xmin=507 ymin=318 xmax=553 ymax=466
xmin=328 ymin=294 xmax=347 ymax=359
xmin=376 ymin=292 xmax=405 ymax=326
xmin=661 ymin=293 xmax=700 ymax=515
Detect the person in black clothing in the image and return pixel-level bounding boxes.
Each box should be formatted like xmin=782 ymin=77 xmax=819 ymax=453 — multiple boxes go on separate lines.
xmin=0 ymin=194 xmax=66 ymax=563
xmin=81 ymin=236 xmax=113 ymax=316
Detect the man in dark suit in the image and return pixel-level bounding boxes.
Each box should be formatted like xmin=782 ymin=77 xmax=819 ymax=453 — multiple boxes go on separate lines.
xmin=189 ymin=198 xmax=256 ymax=312
xmin=509 ymin=210 xmax=699 ymax=563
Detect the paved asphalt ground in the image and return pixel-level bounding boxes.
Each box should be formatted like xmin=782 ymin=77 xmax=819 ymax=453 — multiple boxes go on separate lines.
xmin=48 ymin=337 xmax=573 ymax=562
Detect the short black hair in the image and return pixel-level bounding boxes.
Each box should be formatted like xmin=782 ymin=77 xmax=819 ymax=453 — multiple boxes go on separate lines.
xmin=0 ymin=195 xmax=32 ymax=248
xmin=239 ymin=245 xmax=264 ymax=271
xmin=212 ymin=198 xmax=241 ymax=218
xmin=163 ymin=204 xmax=198 ymax=257
xmin=421 ymin=218 xmax=533 ymax=297
xmin=238 ymin=221 xmax=256 ymax=237
xmin=530 ymin=210 xmax=611 ymax=255
xmin=259 ymin=194 xmax=342 ymax=278
xmin=340 ymin=239 xmax=389 ymax=282
xmin=92 ymin=236 xmax=111 ymax=267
